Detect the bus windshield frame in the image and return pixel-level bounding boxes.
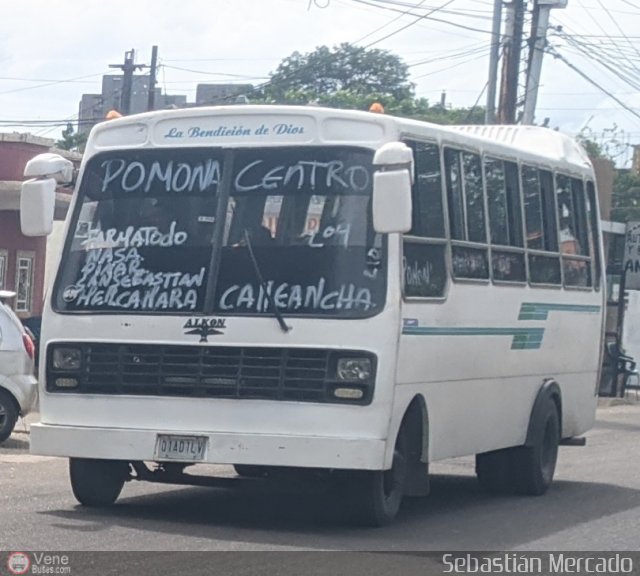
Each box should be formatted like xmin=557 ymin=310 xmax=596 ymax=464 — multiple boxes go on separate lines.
xmin=52 ymin=145 xmax=387 ymax=320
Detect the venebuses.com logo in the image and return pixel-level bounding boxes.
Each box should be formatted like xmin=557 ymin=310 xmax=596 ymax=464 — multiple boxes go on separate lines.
xmin=5 ymin=552 xmax=71 ymax=575
xmin=7 ymin=552 xmax=30 ymax=575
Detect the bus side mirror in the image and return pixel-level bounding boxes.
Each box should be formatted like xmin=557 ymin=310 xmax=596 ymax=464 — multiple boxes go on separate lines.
xmin=20 ymin=153 xmax=74 ymax=237
xmin=372 ymin=142 xmax=413 ymax=234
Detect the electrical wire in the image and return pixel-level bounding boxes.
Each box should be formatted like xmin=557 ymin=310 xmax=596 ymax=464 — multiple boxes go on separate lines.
xmin=411 ymin=46 xmax=492 ymax=80
xmin=360 ymin=0 xmax=456 ymax=49
xmin=349 ymin=0 xmax=492 ymax=35
xmin=161 ymin=64 xmax=268 ymax=81
xmin=595 ymin=0 xmax=640 ymax=62
xmin=0 ymin=71 xmax=110 ymax=97
xmin=352 ymin=0 xmax=429 ymax=45
xmin=545 ymin=44 xmax=640 ymax=123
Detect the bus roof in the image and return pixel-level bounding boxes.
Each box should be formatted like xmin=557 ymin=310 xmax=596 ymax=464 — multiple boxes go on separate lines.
xmin=88 ymin=104 xmax=591 ymax=171
xmin=446 ymin=124 xmax=591 ymax=168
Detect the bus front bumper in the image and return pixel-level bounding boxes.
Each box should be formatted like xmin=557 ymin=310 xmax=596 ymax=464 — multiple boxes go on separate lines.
xmin=29 ymin=423 xmax=387 ymax=470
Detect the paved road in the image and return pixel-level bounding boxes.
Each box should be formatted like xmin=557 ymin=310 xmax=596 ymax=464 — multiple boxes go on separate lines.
xmin=1 ymin=400 xmax=639 ymax=557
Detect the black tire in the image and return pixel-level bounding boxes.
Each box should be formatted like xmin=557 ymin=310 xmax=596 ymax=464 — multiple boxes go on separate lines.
xmin=233 ymin=464 xmax=271 ymax=478
xmin=346 ymin=428 xmax=408 ymax=527
xmin=69 ymin=458 xmax=129 ymax=507
xmin=0 ymin=389 xmax=18 ymax=443
xmin=511 ymin=397 xmax=560 ymax=495
xmin=475 ymin=448 xmax=512 ymax=494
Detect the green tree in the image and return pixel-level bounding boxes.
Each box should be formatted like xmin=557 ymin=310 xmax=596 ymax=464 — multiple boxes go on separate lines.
xmin=611 ymin=172 xmax=640 ymax=222
xmin=576 ymin=126 xmax=640 ymax=223
xmin=263 ymin=43 xmax=414 ymax=103
xmin=55 ymin=122 xmax=87 ymax=152
xmin=256 ymin=43 xmax=485 ymax=125
xmin=575 ymin=134 xmax=605 ymax=159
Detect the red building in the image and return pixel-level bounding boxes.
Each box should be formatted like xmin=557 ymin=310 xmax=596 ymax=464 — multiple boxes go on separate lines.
xmin=0 ymin=133 xmax=80 ymax=320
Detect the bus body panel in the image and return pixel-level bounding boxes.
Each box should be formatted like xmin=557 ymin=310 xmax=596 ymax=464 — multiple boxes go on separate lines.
xmin=31 ymin=106 xmax=605 ymax=486
xmin=398 ymin=281 xmax=603 ymax=460
xmin=34 ymin=223 xmax=405 ymax=470
xmin=29 ymin=424 xmax=388 ymax=470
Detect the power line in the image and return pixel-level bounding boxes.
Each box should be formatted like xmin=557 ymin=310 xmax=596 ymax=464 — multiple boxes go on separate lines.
xmin=595 ymin=0 xmax=640 ymax=62
xmin=352 ymin=0 xmax=429 ymax=44
xmin=0 ymin=71 xmax=109 ymax=96
xmin=360 ymin=0 xmax=457 ymax=48
xmin=574 ymin=0 xmax=633 ymax=67
xmin=408 ymin=42 xmax=489 ymax=68
xmin=619 ymin=0 xmax=640 ymax=8
xmin=349 ymin=0 xmax=492 ymax=35
xmin=161 ymin=64 xmax=268 ymax=81
xmin=546 ymin=44 xmax=640 ymax=123
xmin=550 ymin=30 xmax=640 ymax=92
xmin=411 ymin=46 xmax=492 ymax=80
xmin=0 ymin=76 xmax=99 ymax=84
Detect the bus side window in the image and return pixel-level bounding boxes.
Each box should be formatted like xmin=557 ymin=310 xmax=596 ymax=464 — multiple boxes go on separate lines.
xmin=407 ymin=141 xmax=444 ymax=238
xmin=556 ymin=174 xmax=592 ymax=288
xmin=402 ymin=140 xmax=447 ymax=298
xmin=445 ymin=147 xmax=489 ymax=281
xmin=522 ymin=165 xmax=561 ymax=285
xmin=485 ymin=157 xmax=525 ymax=282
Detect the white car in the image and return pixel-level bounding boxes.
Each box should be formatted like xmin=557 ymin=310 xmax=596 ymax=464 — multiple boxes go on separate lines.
xmin=0 ymin=291 xmax=37 ymax=442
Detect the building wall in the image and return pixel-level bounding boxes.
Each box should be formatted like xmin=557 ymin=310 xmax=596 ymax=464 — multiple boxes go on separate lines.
xmin=0 ymin=211 xmax=46 ymax=317
xmin=195 ymin=83 xmax=253 ymax=105
xmin=0 ymin=135 xmax=78 ymax=320
xmin=77 ymin=75 xmax=247 ymax=136
xmin=0 ymin=137 xmax=53 ymax=180
xmin=593 ymin=157 xmax=615 ymax=221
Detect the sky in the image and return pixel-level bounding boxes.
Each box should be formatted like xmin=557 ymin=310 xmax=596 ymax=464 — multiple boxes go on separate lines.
xmin=0 ymin=0 xmax=639 ymax=166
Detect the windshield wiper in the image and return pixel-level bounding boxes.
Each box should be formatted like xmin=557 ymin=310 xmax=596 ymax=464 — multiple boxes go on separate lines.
xmin=243 ymin=229 xmax=291 ymax=333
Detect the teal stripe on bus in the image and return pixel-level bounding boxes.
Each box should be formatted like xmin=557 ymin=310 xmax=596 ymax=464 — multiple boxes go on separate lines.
xmin=401 ymin=326 xmax=545 ymax=350
xmin=518 ymin=302 xmax=602 ymax=321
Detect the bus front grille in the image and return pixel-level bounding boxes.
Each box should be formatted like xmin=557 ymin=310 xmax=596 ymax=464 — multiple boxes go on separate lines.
xmin=46 ymin=343 xmax=376 ymax=405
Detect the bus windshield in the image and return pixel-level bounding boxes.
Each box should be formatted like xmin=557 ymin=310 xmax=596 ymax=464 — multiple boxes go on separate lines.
xmin=53 ymin=146 xmax=385 ymax=318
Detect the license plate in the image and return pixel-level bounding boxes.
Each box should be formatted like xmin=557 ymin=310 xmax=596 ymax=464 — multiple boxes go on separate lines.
xmin=154 ymin=435 xmax=208 ymax=461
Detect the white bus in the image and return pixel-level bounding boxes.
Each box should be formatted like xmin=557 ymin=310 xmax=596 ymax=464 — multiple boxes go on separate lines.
xmin=21 ymin=105 xmax=605 ymax=526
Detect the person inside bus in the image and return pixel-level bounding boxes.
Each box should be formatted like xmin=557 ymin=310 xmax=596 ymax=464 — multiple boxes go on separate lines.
xmin=559 ymin=213 xmax=588 ymax=285
xmin=559 ymin=215 xmax=580 ymax=256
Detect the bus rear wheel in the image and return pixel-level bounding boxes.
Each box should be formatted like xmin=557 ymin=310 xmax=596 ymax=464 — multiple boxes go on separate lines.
xmin=69 ymin=458 xmax=129 ymax=507
xmin=476 ymin=395 xmax=560 ymax=496
xmin=233 ymin=464 xmax=271 ymax=478
xmin=511 ymin=397 xmax=560 ymax=495
xmin=475 ymin=448 xmax=512 ymax=494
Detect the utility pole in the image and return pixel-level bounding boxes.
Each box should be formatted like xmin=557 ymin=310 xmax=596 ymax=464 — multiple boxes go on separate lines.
xmin=522 ymin=0 xmax=568 ymax=124
xmin=109 ymin=49 xmax=146 ymax=115
xmin=497 ymin=0 xmax=525 ymax=124
xmin=485 ymin=0 xmax=503 ymax=124
xmin=147 ymin=45 xmax=159 ymax=112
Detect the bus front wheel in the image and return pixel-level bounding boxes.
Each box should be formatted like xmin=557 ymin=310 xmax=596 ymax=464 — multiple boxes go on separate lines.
xmin=346 ymin=428 xmax=408 ymax=527
xmin=69 ymin=458 xmax=129 ymax=507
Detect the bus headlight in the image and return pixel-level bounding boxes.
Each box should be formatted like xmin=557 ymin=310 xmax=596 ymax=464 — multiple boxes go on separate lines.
xmin=52 ymin=347 xmax=83 ymax=370
xmin=336 ymin=357 xmax=372 ymax=382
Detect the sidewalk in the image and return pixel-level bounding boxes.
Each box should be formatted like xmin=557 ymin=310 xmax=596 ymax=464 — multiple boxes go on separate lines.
xmin=598 ymin=394 xmax=640 ymax=407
